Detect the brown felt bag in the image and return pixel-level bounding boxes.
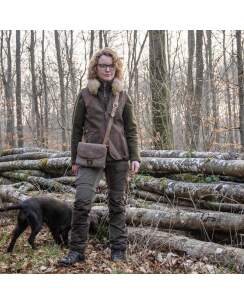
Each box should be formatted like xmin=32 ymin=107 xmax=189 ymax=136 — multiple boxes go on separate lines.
xmin=76 ymin=93 xmax=119 ymax=169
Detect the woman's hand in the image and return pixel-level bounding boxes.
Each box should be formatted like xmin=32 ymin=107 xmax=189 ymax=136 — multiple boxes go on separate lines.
xmin=130 ymin=161 xmax=140 ymax=174
xmin=72 ymin=164 xmax=79 ymax=176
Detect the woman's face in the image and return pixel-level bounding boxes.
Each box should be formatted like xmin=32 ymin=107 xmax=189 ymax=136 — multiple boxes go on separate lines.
xmin=96 ymin=55 xmax=116 ymax=82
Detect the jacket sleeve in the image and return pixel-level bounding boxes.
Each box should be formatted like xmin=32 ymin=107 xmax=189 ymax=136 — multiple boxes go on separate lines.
xmin=71 ymin=91 xmax=86 ymax=165
xmin=122 ymin=92 xmax=141 ymax=162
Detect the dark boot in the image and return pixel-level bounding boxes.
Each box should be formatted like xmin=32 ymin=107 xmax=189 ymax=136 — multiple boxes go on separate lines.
xmin=111 ymin=249 xmax=126 ymax=262
xmin=58 ymin=250 xmax=85 ymax=267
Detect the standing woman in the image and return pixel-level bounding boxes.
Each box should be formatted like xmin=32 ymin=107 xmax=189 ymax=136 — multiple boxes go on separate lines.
xmin=59 ymin=48 xmax=140 ymax=266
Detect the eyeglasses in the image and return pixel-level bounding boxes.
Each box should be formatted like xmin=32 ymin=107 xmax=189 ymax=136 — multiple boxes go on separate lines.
xmin=97 ymin=64 xmax=115 ymax=70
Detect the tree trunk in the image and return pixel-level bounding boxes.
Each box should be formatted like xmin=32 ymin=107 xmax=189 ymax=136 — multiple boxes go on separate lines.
xmin=54 ymin=30 xmax=67 ymax=151
xmin=236 ymin=30 xmax=244 ymax=150
xmin=140 ymin=156 xmax=244 ymax=178
xmin=206 ymin=30 xmax=219 ymax=148
xmin=89 ymin=30 xmax=95 ymax=59
xmin=0 ymin=147 xmax=59 ymax=156
xmin=0 ymin=157 xmax=71 ymax=175
xmin=132 ymin=189 xmax=244 ymax=214
xmin=41 ymin=31 xmax=49 ymax=148
xmin=140 ymin=149 xmax=238 ymax=159
xmin=0 ymin=31 xmax=15 ymax=148
xmin=223 ymin=30 xmax=234 ymax=146
xmin=99 ymin=30 xmax=103 ymax=49
xmin=30 ymin=30 xmax=41 ymax=146
xmin=92 ymin=204 xmax=244 ymax=234
xmin=185 ymin=30 xmax=195 ymax=148
xmin=64 ymin=30 xmax=77 ymax=106
xmin=134 ymin=173 xmax=244 ymax=203
xmin=0 ymin=151 xmax=70 ymax=162
xmin=127 ymin=227 xmax=244 ymax=273
xmin=15 ymin=30 xmax=23 ymax=148
xmin=149 ymin=30 xmax=173 ymax=149
xmin=191 ymin=30 xmax=204 ymax=149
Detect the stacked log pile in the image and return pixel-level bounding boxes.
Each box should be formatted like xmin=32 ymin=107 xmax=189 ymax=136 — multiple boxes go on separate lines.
xmin=1 ymin=147 xmax=244 ymax=272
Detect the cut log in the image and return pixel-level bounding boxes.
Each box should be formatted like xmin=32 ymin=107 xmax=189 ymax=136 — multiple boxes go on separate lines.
xmin=91 ymin=205 xmax=244 ymax=234
xmin=140 ymin=157 xmax=244 ymax=178
xmin=0 ymin=185 xmax=29 ymax=202
xmin=1 ymin=170 xmax=46 ymax=181
xmin=27 ymin=176 xmax=76 ymax=193
xmin=0 ymin=157 xmax=71 ymax=176
xmin=0 ymin=177 xmax=12 ymax=185
xmin=0 ymin=151 xmax=70 ymax=162
xmin=132 ymin=189 xmax=244 ymax=214
xmin=141 ymin=149 xmax=239 ymax=160
xmin=127 ymin=227 xmax=244 ymax=273
xmin=0 ymin=147 xmax=60 ymax=156
xmin=133 ymin=175 xmax=244 ymax=203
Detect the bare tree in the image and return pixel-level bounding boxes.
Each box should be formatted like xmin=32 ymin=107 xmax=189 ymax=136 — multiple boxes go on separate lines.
xmin=54 ymin=30 xmax=67 ymax=151
xmin=30 ymin=30 xmax=42 ymax=146
xmin=15 ymin=30 xmax=23 ymax=147
xmin=223 ymin=30 xmax=234 ymax=146
xmin=191 ymin=30 xmax=204 ymax=149
xmin=41 ymin=30 xmax=49 ymax=147
xmin=236 ymin=30 xmax=244 ymax=150
xmin=149 ymin=30 xmax=173 ymax=149
xmin=64 ymin=30 xmax=77 ymax=105
xmin=185 ymin=30 xmax=195 ymax=148
xmin=89 ymin=30 xmax=95 ymax=59
xmin=0 ymin=31 xmax=15 ymax=148
xmin=99 ymin=30 xmax=103 ymax=49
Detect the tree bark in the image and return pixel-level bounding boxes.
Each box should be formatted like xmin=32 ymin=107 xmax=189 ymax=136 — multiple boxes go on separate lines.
xmin=15 ymin=30 xmax=23 ymax=148
xmin=0 ymin=151 xmax=70 ymax=162
xmin=127 ymin=227 xmax=244 ymax=273
xmin=0 ymin=157 xmax=71 ymax=175
xmin=132 ymin=189 xmax=244 ymax=214
xmin=185 ymin=30 xmax=195 ymax=148
xmin=140 ymin=149 xmax=238 ymax=159
xmin=89 ymin=30 xmax=95 ymax=59
xmin=54 ymin=30 xmax=67 ymax=151
xmin=236 ymin=30 xmax=244 ymax=150
xmin=206 ymin=30 xmax=219 ymax=148
xmin=149 ymin=30 xmax=173 ymax=149
xmin=0 ymin=147 xmax=60 ymax=156
xmin=30 ymin=30 xmax=42 ymax=146
xmin=41 ymin=31 xmax=49 ymax=148
xmin=92 ymin=205 xmax=244 ymax=235
xmin=140 ymin=157 xmax=244 ymax=178
xmin=0 ymin=31 xmax=15 ymax=148
xmin=191 ymin=30 xmax=204 ymax=149
xmin=134 ymin=174 xmax=244 ymax=203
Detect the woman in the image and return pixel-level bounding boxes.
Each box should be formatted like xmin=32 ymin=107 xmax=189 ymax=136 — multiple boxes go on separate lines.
xmin=58 ymin=48 xmax=140 ymax=266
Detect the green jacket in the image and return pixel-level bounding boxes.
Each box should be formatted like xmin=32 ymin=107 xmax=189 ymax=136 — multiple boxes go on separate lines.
xmin=71 ymin=80 xmax=140 ymax=165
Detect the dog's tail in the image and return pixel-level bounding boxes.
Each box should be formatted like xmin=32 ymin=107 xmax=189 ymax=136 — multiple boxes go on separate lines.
xmin=0 ymin=204 xmax=21 ymax=212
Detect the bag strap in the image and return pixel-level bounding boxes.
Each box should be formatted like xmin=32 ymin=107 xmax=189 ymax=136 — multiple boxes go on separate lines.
xmin=102 ymin=92 xmax=119 ymax=145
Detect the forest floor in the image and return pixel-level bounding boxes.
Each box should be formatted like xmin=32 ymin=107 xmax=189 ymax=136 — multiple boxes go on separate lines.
xmin=0 ymin=217 xmax=236 ymax=274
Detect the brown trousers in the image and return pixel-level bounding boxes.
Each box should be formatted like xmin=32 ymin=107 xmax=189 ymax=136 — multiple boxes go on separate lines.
xmin=69 ymin=160 xmax=129 ymax=253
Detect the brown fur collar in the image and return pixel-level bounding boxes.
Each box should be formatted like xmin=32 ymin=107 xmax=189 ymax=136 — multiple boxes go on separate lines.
xmin=87 ymin=78 xmax=123 ymax=95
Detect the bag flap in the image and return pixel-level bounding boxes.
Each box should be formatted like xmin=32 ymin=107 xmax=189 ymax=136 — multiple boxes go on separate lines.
xmin=77 ymin=142 xmax=107 ymax=159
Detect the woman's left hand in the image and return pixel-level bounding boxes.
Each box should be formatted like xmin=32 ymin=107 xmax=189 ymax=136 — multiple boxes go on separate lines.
xmin=130 ymin=160 xmax=140 ymax=174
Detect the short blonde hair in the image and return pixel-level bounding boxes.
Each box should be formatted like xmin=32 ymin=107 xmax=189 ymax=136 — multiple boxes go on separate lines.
xmin=88 ymin=48 xmax=123 ymax=80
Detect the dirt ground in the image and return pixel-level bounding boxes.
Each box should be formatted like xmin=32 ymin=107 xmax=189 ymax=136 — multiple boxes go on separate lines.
xmin=0 ymin=217 xmax=235 ymax=274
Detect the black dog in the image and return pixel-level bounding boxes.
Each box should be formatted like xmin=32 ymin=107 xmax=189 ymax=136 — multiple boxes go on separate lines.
xmin=0 ymin=197 xmax=72 ymax=252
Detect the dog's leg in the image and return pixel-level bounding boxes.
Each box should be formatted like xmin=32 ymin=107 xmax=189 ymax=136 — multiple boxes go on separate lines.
xmin=51 ymin=229 xmax=62 ymax=245
xmin=7 ymin=220 xmax=28 ymax=253
xmin=27 ymin=214 xmax=42 ymax=249
xmin=61 ymin=227 xmax=70 ymax=246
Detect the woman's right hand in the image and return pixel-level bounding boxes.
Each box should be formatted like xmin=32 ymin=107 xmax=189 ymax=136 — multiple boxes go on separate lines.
xmin=72 ymin=164 xmax=79 ymax=176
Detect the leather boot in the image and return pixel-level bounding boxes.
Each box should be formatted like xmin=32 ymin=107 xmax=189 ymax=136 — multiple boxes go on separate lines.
xmin=58 ymin=250 xmax=85 ymax=267
xmin=111 ymin=249 xmax=126 ymax=262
